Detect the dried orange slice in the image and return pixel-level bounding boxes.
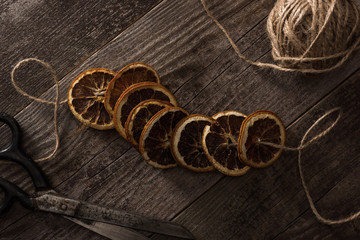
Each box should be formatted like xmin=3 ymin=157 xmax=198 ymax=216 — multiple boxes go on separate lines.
xmin=238 ymin=110 xmax=286 ymax=168
xmin=68 ymin=68 xmax=115 ymax=130
xmin=171 ymin=114 xmax=216 ymax=172
xmin=104 ymin=62 xmax=160 ymax=115
xmin=202 ymin=111 xmax=250 ymax=176
xmin=139 ymin=107 xmax=189 ymax=169
xmin=125 ymin=99 xmax=173 ymax=148
xmin=113 ymin=82 xmax=178 ymax=139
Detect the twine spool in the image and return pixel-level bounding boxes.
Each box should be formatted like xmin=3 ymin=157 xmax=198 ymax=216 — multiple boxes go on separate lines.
xmin=268 ymin=0 xmax=360 ymax=71
xmin=201 ymin=0 xmax=360 ymax=73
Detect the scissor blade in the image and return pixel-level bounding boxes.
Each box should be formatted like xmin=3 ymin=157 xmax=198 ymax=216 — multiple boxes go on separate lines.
xmin=33 ymin=193 xmax=194 ymax=239
xmin=64 ymin=216 xmax=150 ymax=240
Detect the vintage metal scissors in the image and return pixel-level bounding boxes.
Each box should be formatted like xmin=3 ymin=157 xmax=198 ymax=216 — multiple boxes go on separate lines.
xmin=0 ymin=113 xmax=194 ymax=240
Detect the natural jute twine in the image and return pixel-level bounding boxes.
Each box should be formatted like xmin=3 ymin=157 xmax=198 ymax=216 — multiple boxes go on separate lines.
xmin=200 ymin=0 xmax=360 ymax=73
xmin=10 ymin=58 xmax=67 ymax=162
xmin=259 ymin=108 xmax=360 ymax=225
xmin=9 ymin=58 xmax=360 ymax=226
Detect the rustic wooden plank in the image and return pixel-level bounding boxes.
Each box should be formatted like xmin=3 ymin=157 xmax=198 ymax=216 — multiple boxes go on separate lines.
xmin=1 ymin=0 xmax=360 ymax=239
xmin=0 ymin=0 xmax=161 ymax=116
xmin=0 ymin=0 xmax=160 ymax=235
xmin=0 ymin=211 xmax=99 ymax=240
xmin=1 ymin=0 xmax=274 ymax=225
xmin=152 ymin=70 xmax=360 ymax=240
xmin=273 ymin=162 xmax=360 ymax=240
xmin=0 ymin=2 xmax=282 ymax=238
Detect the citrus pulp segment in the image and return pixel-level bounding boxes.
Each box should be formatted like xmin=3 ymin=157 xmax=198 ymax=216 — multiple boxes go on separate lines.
xmin=238 ymin=110 xmax=286 ymax=168
xmin=202 ymin=111 xmax=250 ymax=176
xmin=125 ymin=100 xmax=173 ymax=148
xmin=67 ymin=68 xmax=115 ymax=130
xmin=113 ymin=82 xmax=178 ymax=139
xmin=104 ymin=62 xmax=160 ymax=115
xmin=171 ymin=114 xmax=215 ymax=172
xmin=139 ymin=107 xmax=189 ymax=169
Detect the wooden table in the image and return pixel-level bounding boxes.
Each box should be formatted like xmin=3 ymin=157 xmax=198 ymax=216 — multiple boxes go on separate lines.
xmin=1 ymin=0 xmax=359 ymax=239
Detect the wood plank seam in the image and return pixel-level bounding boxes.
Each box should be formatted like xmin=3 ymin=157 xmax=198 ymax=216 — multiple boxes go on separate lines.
xmin=176 ymin=25 xmax=268 ymax=99
xmin=165 ymin=65 xmax=360 ymax=227
xmin=283 ymin=65 xmax=360 ymax=132
xmin=192 ymin=48 xmax=271 ymax=113
xmin=5 ymin=0 xmax=165 ymax=121
xmin=173 ymin=15 xmax=268 ymax=96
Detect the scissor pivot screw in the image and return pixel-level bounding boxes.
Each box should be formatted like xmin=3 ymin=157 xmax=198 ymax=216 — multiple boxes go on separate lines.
xmin=61 ymin=204 xmax=67 ymax=211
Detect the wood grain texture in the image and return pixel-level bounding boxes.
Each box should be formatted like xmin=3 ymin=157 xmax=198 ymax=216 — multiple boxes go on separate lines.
xmin=152 ymin=70 xmax=360 ymax=240
xmin=0 ymin=0 xmax=359 ymax=239
xmin=0 ymin=0 xmax=161 ymax=116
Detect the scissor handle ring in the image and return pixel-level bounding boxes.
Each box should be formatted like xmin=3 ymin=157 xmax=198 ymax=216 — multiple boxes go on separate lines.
xmin=0 ymin=113 xmax=50 ymax=190
xmin=0 ymin=113 xmax=21 ymax=153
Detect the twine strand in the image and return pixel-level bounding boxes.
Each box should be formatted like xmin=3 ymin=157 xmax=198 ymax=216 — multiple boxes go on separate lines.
xmin=200 ymin=0 xmax=360 ymax=73
xmin=259 ymin=107 xmax=342 ymax=151
xmin=259 ymin=107 xmax=360 ymax=225
xmin=10 ymin=58 xmax=67 ymax=162
xmin=11 ymin=58 xmax=67 ymax=105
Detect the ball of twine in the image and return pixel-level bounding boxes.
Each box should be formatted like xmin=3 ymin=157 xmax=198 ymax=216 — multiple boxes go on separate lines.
xmin=267 ymin=0 xmax=360 ymax=72
xmin=201 ymin=0 xmax=360 ymax=73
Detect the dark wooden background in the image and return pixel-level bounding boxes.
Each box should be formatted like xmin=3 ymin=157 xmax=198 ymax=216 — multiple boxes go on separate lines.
xmin=1 ymin=0 xmax=359 ymax=239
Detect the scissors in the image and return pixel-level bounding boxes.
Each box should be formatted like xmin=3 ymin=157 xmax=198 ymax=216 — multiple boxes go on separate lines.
xmin=0 ymin=113 xmax=194 ymax=240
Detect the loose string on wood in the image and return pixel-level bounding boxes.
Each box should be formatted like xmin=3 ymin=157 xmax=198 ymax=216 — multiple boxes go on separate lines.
xmin=259 ymin=108 xmax=360 ymax=225
xmin=10 ymin=58 xmax=67 ymax=162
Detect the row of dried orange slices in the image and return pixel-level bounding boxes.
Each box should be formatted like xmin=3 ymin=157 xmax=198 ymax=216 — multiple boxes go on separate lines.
xmin=67 ymin=63 xmax=286 ymax=176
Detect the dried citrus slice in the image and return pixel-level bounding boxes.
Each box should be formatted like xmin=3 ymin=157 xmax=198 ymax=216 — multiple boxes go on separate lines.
xmin=171 ymin=114 xmax=215 ymax=172
xmin=68 ymin=68 xmax=115 ymax=130
xmin=238 ymin=110 xmax=286 ymax=168
xmin=104 ymin=62 xmax=160 ymax=115
xmin=113 ymin=82 xmax=178 ymax=139
xmin=202 ymin=111 xmax=250 ymax=176
xmin=125 ymin=99 xmax=173 ymax=148
xmin=139 ymin=107 xmax=189 ymax=169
